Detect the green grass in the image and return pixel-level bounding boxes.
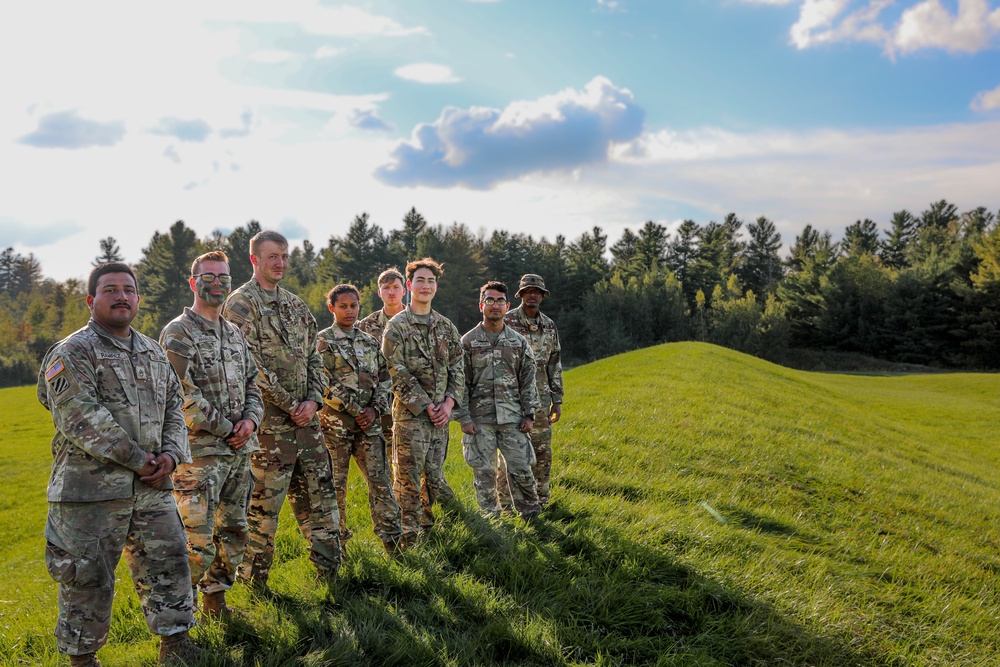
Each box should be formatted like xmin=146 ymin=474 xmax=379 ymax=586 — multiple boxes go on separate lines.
xmin=3 ymin=341 xmax=999 ymax=665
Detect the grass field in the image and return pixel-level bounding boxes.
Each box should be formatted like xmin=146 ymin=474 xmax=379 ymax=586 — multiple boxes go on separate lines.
xmin=2 ymin=341 xmax=999 ymax=666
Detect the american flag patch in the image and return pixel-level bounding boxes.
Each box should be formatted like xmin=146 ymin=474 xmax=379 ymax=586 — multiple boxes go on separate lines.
xmin=45 ymin=360 xmax=65 ymax=381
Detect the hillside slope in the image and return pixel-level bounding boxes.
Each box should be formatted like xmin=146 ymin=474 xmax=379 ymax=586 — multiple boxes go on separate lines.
xmin=562 ymin=342 xmax=1000 ymax=664
xmin=2 ymin=342 xmax=998 ymax=666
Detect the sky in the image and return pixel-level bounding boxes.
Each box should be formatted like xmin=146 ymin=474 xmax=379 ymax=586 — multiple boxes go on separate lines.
xmin=1 ymin=0 xmax=999 ymax=282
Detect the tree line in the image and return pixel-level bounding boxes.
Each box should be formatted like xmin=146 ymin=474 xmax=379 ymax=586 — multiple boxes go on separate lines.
xmin=2 ymin=201 xmax=998 ymax=387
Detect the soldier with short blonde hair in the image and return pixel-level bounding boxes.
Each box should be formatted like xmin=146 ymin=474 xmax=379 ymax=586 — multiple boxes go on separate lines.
xmin=223 ymin=231 xmax=341 ymax=592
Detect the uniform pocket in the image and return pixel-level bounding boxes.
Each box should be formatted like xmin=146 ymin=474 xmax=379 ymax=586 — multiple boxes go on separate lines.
xmin=45 ymin=540 xmax=104 ymax=588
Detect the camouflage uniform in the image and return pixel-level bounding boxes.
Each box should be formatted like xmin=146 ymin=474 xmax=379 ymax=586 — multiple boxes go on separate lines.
xmin=159 ymin=307 xmax=264 ymax=596
xmin=317 ymin=324 xmax=402 ymax=554
xmin=358 ymin=308 xmax=396 ymax=469
xmin=223 ymin=280 xmax=340 ymax=584
xmin=455 ymin=324 xmax=541 ymax=517
xmin=500 ymin=305 xmax=564 ymax=505
xmin=381 ymin=306 xmax=464 ymax=545
xmin=37 ymin=319 xmax=194 ymax=656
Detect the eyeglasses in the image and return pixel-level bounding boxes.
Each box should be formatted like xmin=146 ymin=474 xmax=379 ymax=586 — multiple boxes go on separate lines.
xmin=193 ymin=272 xmax=232 ymax=285
xmin=481 ymin=297 xmax=508 ymax=307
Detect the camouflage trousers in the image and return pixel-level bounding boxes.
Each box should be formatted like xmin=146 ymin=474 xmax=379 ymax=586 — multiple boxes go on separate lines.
xmin=498 ymin=411 xmax=552 ymax=507
xmin=465 ymin=422 xmax=540 ymax=517
xmin=44 ymin=485 xmax=194 ymax=656
xmin=238 ymin=425 xmax=341 ymax=585
xmin=380 ymin=413 xmax=394 ymax=481
xmin=321 ymin=410 xmax=402 ymax=552
xmin=393 ymin=416 xmax=452 ymax=545
xmin=172 ymin=451 xmax=252 ymax=594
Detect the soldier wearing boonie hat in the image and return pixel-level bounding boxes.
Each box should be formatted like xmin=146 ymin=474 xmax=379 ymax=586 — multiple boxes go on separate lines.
xmin=500 ymin=273 xmax=563 ymax=507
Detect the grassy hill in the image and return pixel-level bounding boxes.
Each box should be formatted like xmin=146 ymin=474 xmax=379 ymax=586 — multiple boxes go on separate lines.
xmin=2 ymin=342 xmax=999 ymax=666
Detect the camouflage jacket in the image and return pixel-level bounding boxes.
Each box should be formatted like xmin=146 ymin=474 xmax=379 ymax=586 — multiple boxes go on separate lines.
xmin=159 ymin=308 xmax=264 ymax=457
xmin=454 ymin=324 xmax=539 ymax=427
xmin=37 ymin=319 xmax=190 ymax=502
xmin=357 ymin=308 xmax=394 ymax=345
xmin=317 ymin=324 xmax=390 ymax=435
xmin=505 ymin=305 xmax=564 ymax=408
xmin=223 ymin=279 xmax=327 ymax=434
xmin=381 ymin=306 xmax=464 ymax=422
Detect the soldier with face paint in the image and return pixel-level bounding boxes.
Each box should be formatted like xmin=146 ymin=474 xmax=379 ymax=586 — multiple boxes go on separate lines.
xmin=38 ymin=262 xmax=201 ymax=667
xmin=160 ymin=250 xmax=263 ymax=618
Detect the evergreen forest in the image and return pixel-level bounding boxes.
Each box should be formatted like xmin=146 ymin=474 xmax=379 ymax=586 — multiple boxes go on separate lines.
xmin=2 ymin=200 xmax=999 ymax=387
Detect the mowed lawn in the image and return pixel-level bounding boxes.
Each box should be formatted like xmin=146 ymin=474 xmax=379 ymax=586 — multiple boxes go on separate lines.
xmin=2 ymin=341 xmax=998 ymax=666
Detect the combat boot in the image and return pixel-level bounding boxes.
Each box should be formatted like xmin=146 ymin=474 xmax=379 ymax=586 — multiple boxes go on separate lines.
xmin=69 ymin=654 xmax=102 ymax=667
xmin=202 ymin=591 xmax=244 ymax=619
xmin=158 ymin=630 xmax=202 ymax=666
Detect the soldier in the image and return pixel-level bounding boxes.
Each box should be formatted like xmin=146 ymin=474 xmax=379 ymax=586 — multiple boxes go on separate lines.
xmin=456 ymin=281 xmax=542 ymax=520
xmin=358 ymin=267 xmax=406 ymax=471
xmin=159 ymin=250 xmax=264 ymax=617
xmin=318 ymin=284 xmax=403 ymax=556
xmin=223 ymin=231 xmax=341 ymax=592
xmin=499 ymin=273 xmax=564 ymax=507
xmin=37 ymin=262 xmax=200 ymax=667
xmin=381 ymin=258 xmax=464 ymax=548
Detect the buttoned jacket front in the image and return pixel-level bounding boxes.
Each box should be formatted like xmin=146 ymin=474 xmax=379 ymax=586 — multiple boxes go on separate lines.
xmin=455 ymin=323 xmax=539 ymax=427
xmin=381 ymin=306 xmax=463 ymax=422
xmin=223 ymin=279 xmax=327 ymax=433
xmin=37 ymin=319 xmax=190 ymax=502
xmin=317 ymin=324 xmax=390 ymax=435
xmin=160 ymin=307 xmax=264 ymax=457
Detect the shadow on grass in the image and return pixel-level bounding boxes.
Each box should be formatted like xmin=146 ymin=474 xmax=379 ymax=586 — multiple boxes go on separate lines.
xmin=206 ymin=497 xmax=881 ymax=667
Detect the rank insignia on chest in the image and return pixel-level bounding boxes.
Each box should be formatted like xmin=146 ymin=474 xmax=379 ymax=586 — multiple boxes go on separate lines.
xmin=136 ymin=366 xmax=147 ymax=380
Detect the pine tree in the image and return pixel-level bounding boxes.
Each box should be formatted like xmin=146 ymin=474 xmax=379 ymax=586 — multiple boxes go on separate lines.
xmin=93 ymin=236 xmax=124 ymax=266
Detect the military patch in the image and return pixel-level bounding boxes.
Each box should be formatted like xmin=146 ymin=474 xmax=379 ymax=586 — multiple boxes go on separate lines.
xmin=470 ymin=340 xmax=491 ymax=348
xmin=46 ymin=360 xmax=71 ymax=395
xmin=96 ymin=351 xmax=127 ymax=360
xmin=164 ymin=337 xmax=193 ymax=355
xmin=136 ymin=366 xmax=147 ymax=380
xmin=45 ymin=359 xmax=65 ymax=381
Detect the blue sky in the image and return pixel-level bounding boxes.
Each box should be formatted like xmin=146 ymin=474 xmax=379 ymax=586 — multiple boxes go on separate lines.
xmin=1 ymin=0 xmax=998 ymax=281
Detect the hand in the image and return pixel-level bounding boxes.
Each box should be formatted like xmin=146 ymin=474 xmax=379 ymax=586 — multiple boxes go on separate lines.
xmin=291 ymin=400 xmax=319 ymax=427
xmin=519 ymin=417 xmax=534 ymax=434
xmin=356 ymin=407 xmax=377 ymax=430
xmin=429 ymin=397 xmax=454 ymax=428
xmin=136 ymin=451 xmax=158 ymax=477
xmin=139 ymin=453 xmax=176 ymax=488
xmin=227 ymin=419 xmax=256 ymax=450
xmin=461 ymin=421 xmax=478 ymax=435
xmin=549 ymin=403 xmax=562 ymax=423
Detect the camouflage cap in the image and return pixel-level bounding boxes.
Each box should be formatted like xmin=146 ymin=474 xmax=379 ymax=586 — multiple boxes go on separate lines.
xmin=515 ymin=274 xmax=549 ymax=297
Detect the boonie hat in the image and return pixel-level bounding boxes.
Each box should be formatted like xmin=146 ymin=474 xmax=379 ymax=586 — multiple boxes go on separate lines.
xmin=516 ymin=274 xmax=549 ymax=297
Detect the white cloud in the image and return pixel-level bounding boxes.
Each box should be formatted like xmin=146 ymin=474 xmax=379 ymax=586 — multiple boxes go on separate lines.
xmin=971 ymin=84 xmax=1000 ymax=111
xmin=376 ymin=76 xmax=645 ymax=189
xmin=313 ymin=46 xmax=343 ymax=59
xmin=194 ymin=0 xmax=428 ymax=37
xmin=767 ymin=0 xmax=1000 ymax=55
xmin=250 ymin=49 xmax=297 ymax=64
xmin=894 ymin=0 xmax=1000 ymax=54
xmin=394 ymin=63 xmax=462 ymax=84
xmin=610 ymin=120 xmax=1000 ymax=239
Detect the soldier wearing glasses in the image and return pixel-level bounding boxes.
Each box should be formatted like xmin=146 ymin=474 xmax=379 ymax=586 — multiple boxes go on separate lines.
xmin=499 ymin=274 xmax=563 ymax=508
xmin=455 ymin=281 xmax=542 ymax=520
xmin=159 ymin=251 xmax=263 ymax=617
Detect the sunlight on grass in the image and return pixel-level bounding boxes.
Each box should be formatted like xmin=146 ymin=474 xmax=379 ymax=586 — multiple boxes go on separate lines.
xmin=3 ymin=342 xmax=999 ymax=665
